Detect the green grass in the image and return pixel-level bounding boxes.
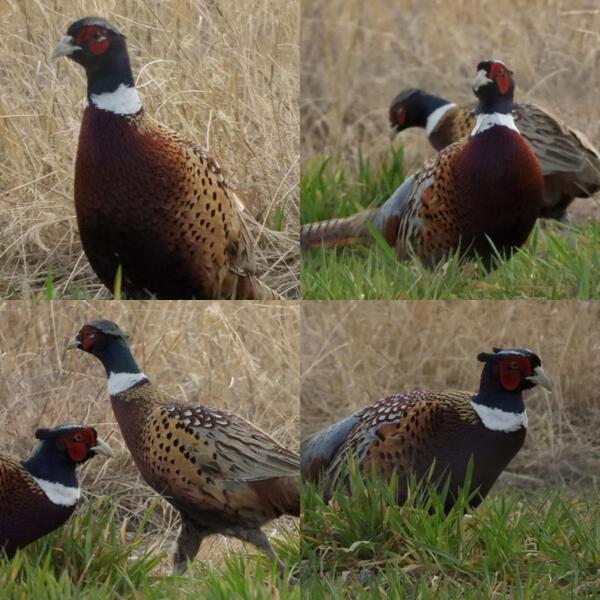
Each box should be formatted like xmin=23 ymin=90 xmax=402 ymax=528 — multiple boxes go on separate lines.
xmin=301 ymin=148 xmax=600 ymax=299
xmin=1 ymin=496 xmax=299 ymax=599
xmin=301 ymin=468 xmax=600 ymax=598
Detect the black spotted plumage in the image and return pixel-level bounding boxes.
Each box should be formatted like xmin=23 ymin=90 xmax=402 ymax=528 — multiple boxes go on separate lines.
xmin=301 ymin=60 xmax=544 ymax=269
xmin=0 ymin=425 xmax=111 ymax=558
xmin=389 ymin=88 xmax=600 ymax=222
xmin=301 ymin=348 xmax=551 ymax=511
xmin=52 ymin=16 xmax=274 ymax=299
xmin=67 ymin=319 xmax=299 ymax=577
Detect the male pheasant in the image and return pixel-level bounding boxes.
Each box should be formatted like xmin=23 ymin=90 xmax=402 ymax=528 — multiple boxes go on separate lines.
xmin=301 ymin=60 xmax=544 ymax=268
xmin=389 ymin=88 xmax=600 ymax=222
xmin=67 ymin=319 xmax=299 ymax=576
xmin=52 ymin=16 xmax=272 ymax=299
xmin=0 ymin=425 xmax=112 ymax=558
xmin=301 ymin=348 xmax=551 ymax=511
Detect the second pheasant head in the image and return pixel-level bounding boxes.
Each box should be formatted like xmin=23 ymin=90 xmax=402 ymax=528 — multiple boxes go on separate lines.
xmin=67 ymin=320 xmax=148 ymax=395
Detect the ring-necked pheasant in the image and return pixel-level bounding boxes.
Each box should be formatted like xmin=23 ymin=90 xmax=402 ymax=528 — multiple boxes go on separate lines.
xmin=301 ymin=60 xmax=544 ymax=268
xmin=66 ymin=319 xmax=299 ymax=577
xmin=51 ymin=16 xmax=274 ymax=299
xmin=301 ymin=348 xmax=551 ymax=511
xmin=0 ymin=425 xmax=112 ymax=558
xmin=389 ymin=88 xmax=600 ymax=222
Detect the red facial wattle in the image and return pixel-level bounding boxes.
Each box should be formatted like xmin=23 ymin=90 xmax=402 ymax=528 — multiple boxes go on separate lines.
xmin=489 ymin=62 xmax=511 ymax=95
xmin=79 ymin=326 xmax=98 ymax=351
xmin=75 ymin=26 xmax=110 ymax=56
xmin=392 ymin=109 xmax=406 ymax=127
xmin=498 ymin=356 xmax=533 ymax=391
xmin=63 ymin=428 xmax=96 ymax=462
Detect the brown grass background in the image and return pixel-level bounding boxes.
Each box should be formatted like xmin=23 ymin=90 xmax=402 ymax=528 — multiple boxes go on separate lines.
xmin=0 ymin=0 xmax=299 ymax=298
xmin=301 ymin=301 xmax=600 ymax=489
xmin=301 ymin=0 xmax=600 ymax=220
xmin=0 ymin=300 xmax=299 ymax=567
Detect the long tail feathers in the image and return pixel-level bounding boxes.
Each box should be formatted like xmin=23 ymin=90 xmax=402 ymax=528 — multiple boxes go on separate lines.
xmin=300 ymin=209 xmax=379 ymax=250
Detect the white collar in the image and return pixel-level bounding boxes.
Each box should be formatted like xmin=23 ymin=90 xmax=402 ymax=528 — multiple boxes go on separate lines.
xmin=89 ymin=84 xmax=142 ymax=115
xmin=471 ymin=112 xmax=519 ymax=136
xmin=108 ymin=372 xmax=148 ymax=395
xmin=425 ymin=103 xmax=456 ymax=136
xmin=471 ymin=400 xmax=528 ymax=432
xmin=31 ymin=476 xmax=80 ymax=507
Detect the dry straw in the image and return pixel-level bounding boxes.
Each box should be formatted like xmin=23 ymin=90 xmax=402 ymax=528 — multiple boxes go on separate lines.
xmin=0 ymin=0 xmax=299 ymax=298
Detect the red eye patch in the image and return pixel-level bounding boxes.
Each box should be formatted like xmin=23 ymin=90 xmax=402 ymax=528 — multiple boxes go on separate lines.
xmin=490 ymin=62 xmax=511 ymax=95
xmin=62 ymin=428 xmax=96 ymax=462
xmin=79 ymin=325 xmax=99 ymax=350
xmin=391 ymin=109 xmax=406 ymax=127
xmin=74 ymin=26 xmax=110 ymax=55
xmin=498 ymin=355 xmax=532 ymax=391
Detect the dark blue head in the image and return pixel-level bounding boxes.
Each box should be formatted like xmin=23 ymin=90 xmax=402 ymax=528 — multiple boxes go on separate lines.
xmin=473 ymin=60 xmax=515 ymax=114
xmin=389 ymin=88 xmax=450 ymax=133
xmin=474 ymin=347 xmax=550 ymax=411
xmin=23 ymin=424 xmax=112 ymax=485
xmin=51 ymin=16 xmax=134 ymax=96
xmin=67 ymin=319 xmax=140 ymax=377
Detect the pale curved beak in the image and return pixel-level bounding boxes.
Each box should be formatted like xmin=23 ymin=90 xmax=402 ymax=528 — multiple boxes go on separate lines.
xmin=473 ymin=69 xmax=492 ymax=92
xmin=91 ymin=437 xmax=114 ymax=458
xmin=65 ymin=335 xmax=81 ymax=350
xmin=526 ymin=366 xmax=552 ymax=391
xmin=51 ymin=35 xmax=81 ymax=60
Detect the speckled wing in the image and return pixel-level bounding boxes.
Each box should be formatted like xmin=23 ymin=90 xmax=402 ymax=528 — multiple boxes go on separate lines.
xmin=375 ymin=139 xmax=468 ymax=263
xmin=510 ymin=103 xmax=596 ymax=175
xmin=140 ymin=402 xmax=299 ymax=522
xmin=0 ymin=453 xmax=47 ymax=556
xmin=0 ymin=454 xmax=43 ymax=499
xmin=148 ymin=119 xmax=258 ymax=291
xmin=320 ymin=390 xmax=477 ymax=493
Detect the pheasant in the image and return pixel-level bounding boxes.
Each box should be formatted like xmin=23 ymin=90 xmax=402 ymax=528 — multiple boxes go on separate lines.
xmin=66 ymin=319 xmax=299 ymax=576
xmin=301 ymin=60 xmax=544 ymax=268
xmin=301 ymin=348 xmax=551 ymax=511
xmin=0 ymin=425 xmax=112 ymax=558
xmin=51 ymin=16 xmax=273 ymax=299
xmin=389 ymin=88 xmax=600 ymax=222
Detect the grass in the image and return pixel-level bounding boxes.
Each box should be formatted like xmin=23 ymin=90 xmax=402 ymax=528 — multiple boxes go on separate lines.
xmin=0 ymin=0 xmax=299 ymax=298
xmin=1 ymin=496 xmax=299 ymax=599
xmin=301 ymin=148 xmax=600 ymax=299
xmin=301 ymin=466 xmax=600 ymax=598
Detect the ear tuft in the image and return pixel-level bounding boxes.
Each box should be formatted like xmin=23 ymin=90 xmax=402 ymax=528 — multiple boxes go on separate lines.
xmin=478 ymin=351 xmax=498 ymax=363
xmin=35 ymin=428 xmax=52 ymax=440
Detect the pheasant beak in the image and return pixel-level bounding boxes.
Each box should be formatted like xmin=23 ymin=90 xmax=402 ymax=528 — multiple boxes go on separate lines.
xmin=91 ymin=437 xmax=114 ymax=458
xmin=65 ymin=335 xmax=81 ymax=350
xmin=473 ymin=69 xmax=492 ymax=92
xmin=526 ymin=366 xmax=552 ymax=391
xmin=51 ymin=35 xmax=81 ymax=60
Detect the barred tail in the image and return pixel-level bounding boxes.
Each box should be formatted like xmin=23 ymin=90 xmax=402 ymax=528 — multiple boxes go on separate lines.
xmin=300 ymin=209 xmax=378 ymax=250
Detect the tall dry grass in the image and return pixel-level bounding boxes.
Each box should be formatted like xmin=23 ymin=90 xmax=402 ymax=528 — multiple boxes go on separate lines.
xmin=301 ymin=0 xmax=600 ymax=220
xmin=301 ymin=301 xmax=600 ymax=488
xmin=0 ymin=0 xmax=299 ymax=298
xmin=0 ymin=300 xmax=299 ymax=568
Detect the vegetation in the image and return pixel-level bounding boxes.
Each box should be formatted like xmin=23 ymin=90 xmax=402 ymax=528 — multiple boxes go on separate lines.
xmin=301 ymin=466 xmax=600 ymax=598
xmin=301 ymin=149 xmax=600 ymax=299
xmin=1 ymin=497 xmax=299 ymax=599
